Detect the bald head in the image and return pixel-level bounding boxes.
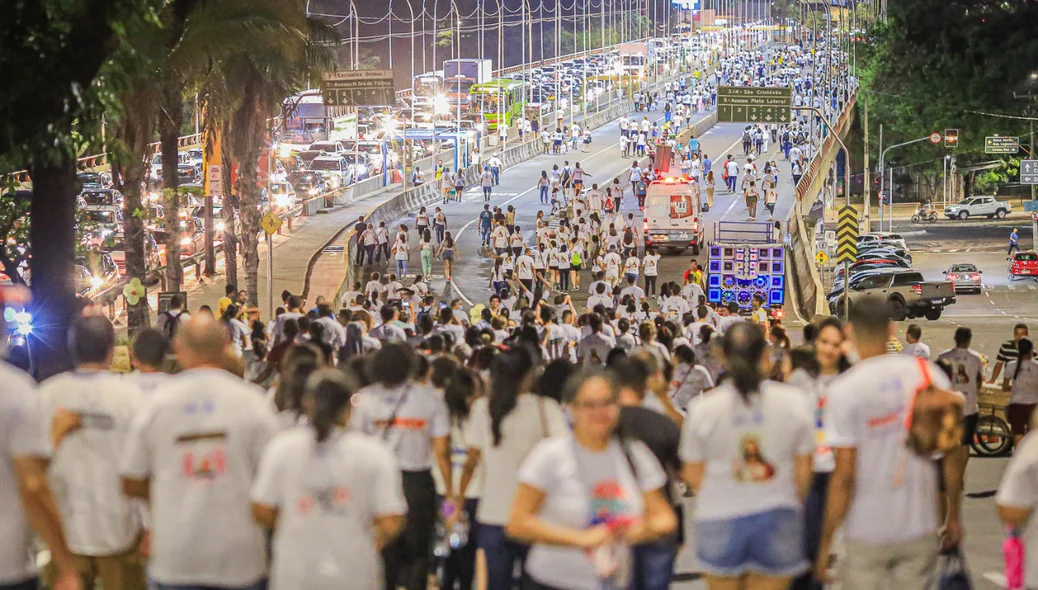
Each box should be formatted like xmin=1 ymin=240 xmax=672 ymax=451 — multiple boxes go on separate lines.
xmin=174 ymin=316 xmax=229 ymax=369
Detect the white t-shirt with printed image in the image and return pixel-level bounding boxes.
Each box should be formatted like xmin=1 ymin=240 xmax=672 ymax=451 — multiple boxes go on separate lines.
xmin=1006 ymin=359 xmax=1038 ymax=405
xmin=824 ymin=354 xmax=951 ymax=545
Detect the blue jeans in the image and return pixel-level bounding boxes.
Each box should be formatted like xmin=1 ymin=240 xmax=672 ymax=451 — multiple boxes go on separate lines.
xmin=479 ymin=523 xmax=528 ymax=590
xmin=434 ymin=224 xmax=445 ymax=244
xmin=632 ymin=537 xmax=678 ymax=590
xmin=397 ymin=259 xmax=407 ymax=276
xmin=480 ymin=226 xmax=492 ymax=245
xmin=491 ymin=166 xmax=500 ymax=185
xmin=483 ymin=186 xmax=492 ymax=199
xmin=153 ymin=582 xmax=266 ymax=590
xmin=539 ymin=185 xmax=549 ymax=203
xmin=665 ymin=111 xmax=672 ymax=122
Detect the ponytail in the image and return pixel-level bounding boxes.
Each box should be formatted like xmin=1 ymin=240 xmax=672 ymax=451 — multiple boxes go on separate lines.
xmin=721 ymin=323 xmax=767 ymax=403
xmin=307 ymin=369 xmax=356 ymax=443
xmin=1015 ymin=338 xmax=1033 ymax=382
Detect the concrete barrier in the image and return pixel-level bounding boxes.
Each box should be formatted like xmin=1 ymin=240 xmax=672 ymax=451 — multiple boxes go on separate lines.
xmin=783 ymin=91 xmax=859 ymax=319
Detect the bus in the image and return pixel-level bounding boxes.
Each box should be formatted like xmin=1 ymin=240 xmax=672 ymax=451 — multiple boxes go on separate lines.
xmin=468 ymin=79 xmax=526 ymax=131
xmin=281 ymin=91 xmax=333 ymax=150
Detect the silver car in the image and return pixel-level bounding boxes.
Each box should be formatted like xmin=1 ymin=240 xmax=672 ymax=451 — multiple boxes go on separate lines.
xmin=943 ymin=263 xmax=983 ymax=294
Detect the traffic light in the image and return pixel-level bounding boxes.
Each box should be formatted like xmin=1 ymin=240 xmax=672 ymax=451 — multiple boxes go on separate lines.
xmin=945 ymin=129 xmax=960 ymax=148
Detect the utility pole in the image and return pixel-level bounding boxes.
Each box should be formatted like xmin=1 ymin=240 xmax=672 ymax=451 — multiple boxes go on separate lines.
xmin=862 ymin=96 xmax=871 ymax=232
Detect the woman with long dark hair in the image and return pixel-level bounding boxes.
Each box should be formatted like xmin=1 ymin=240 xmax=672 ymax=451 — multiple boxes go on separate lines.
xmin=437 ymin=231 xmax=460 ymax=284
xmin=433 ymin=366 xmax=485 ymax=590
xmin=251 ymin=369 xmax=406 ymax=590
xmin=457 ymin=348 xmax=569 ymax=589
xmin=349 ymin=343 xmax=454 ymax=590
xmin=272 ymin=343 xmax=327 ymax=429
xmin=787 ymin=317 xmax=851 ymax=590
xmin=669 ymin=344 xmax=715 ymax=414
xmin=1003 ymin=337 xmax=1038 ymax=445
xmin=507 ymin=369 xmax=677 ymax=590
xmin=681 ymin=323 xmax=814 ymax=590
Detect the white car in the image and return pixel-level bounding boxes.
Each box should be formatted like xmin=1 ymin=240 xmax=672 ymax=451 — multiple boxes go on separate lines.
xmin=857 ymin=232 xmax=908 ymax=252
xmin=943 ymin=196 xmax=1011 ymax=220
xmin=308 ymin=156 xmax=354 ymax=188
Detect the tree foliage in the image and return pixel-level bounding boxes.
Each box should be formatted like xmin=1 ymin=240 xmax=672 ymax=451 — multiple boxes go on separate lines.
xmin=858 ymin=0 xmax=1038 ymax=195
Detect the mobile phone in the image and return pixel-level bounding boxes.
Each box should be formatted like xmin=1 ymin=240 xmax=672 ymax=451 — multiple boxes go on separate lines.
xmin=402 ymin=301 xmax=410 ymax=308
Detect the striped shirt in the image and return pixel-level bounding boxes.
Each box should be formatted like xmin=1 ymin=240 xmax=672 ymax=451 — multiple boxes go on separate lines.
xmin=998 ymin=339 xmax=1019 ymax=364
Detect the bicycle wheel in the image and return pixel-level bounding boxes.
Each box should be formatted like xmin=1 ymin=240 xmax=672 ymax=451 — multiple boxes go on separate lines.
xmin=971 ymin=415 xmax=1013 ymax=457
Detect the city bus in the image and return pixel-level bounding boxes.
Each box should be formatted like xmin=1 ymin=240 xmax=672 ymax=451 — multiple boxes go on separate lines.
xmin=468 ymin=79 xmax=526 ymax=131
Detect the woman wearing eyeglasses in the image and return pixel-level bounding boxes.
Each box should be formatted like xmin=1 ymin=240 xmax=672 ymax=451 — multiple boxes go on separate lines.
xmin=506 ymin=369 xmax=677 ymax=590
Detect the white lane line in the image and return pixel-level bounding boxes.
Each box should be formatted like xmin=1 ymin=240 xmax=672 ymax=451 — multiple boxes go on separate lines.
xmin=449 ymin=108 xmax=711 ymax=306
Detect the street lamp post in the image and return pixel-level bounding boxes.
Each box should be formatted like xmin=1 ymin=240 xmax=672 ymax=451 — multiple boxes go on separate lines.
xmin=879 ymin=135 xmax=931 ymax=232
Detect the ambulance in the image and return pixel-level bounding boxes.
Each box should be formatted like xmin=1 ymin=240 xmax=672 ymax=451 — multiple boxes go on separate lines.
xmin=642 ymin=175 xmax=706 ymax=255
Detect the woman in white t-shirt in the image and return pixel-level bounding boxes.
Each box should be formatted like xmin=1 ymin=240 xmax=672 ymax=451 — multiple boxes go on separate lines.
xmin=221 ymin=304 xmax=249 ymax=357
xmin=681 ymin=323 xmax=814 ymax=588
xmin=433 ymin=366 xmax=485 ymax=590
xmin=458 ymin=348 xmax=569 ymax=590
xmin=1003 ymin=337 xmax=1038 ymax=444
xmin=251 ymin=369 xmax=407 ymax=590
xmin=642 ymin=246 xmax=661 ymax=296
xmin=507 ymin=369 xmax=677 ymax=590
xmin=669 ymin=344 xmax=715 ymax=413
xmin=785 ymin=316 xmax=851 ymax=590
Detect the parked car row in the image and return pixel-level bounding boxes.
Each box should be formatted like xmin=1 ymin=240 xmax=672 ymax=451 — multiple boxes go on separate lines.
xmin=827 ymin=232 xmax=957 ymax=321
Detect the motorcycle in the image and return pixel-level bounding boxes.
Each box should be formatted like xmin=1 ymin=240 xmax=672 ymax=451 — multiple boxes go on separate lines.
xmin=911 ymin=209 xmax=938 ymax=224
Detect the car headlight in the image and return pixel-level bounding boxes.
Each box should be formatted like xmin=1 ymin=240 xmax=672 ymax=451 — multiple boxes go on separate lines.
xmin=180 ymin=237 xmax=192 ymax=246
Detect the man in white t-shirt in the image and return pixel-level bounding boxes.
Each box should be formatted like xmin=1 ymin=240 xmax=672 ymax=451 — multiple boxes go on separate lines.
xmin=515 ymin=248 xmax=536 ymax=292
xmin=817 ymin=297 xmax=961 ymax=588
xmin=619 ymin=275 xmax=646 ymax=303
xmin=0 ymin=352 xmax=82 ymax=590
xmin=39 ymin=316 xmax=147 ymax=588
xmin=901 ymin=323 xmax=931 ymax=359
xmin=121 ymin=317 xmax=280 ymax=590
xmin=602 ymin=246 xmax=622 ymax=286
xmin=587 ymin=282 xmax=613 ymax=312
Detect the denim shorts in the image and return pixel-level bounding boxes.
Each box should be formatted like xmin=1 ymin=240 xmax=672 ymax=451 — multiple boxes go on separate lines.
xmin=695 ymin=507 xmax=809 ymax=578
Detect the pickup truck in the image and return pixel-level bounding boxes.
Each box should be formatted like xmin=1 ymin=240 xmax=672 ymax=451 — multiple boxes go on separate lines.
xmin=943 ymin=196 xmax=1012 ymax=220
xmin=829 ymin=270 xmax=956 ymax=321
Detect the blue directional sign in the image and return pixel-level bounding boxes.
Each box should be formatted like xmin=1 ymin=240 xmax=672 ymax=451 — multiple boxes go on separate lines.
xmin=1022 ymin=160 xmax=1038 ymax=185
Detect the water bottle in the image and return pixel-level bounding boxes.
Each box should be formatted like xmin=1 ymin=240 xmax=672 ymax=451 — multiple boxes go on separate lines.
xmin=448 ymin=511 xmax=470 ymax=550
xmin=1005 ymin=526 xmax=1025 ymax=590
xmin=432 ymin=520 xmax=451 ymax=559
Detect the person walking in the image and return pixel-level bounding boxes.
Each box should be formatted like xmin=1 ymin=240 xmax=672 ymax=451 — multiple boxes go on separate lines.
xmin=480 ymin=166 xmax=494 ymax=201
xmin=537 ymin=170 xmax=550 ymax=204
xmin=724 ymin=156 xmax=740 ymax=193
xmin=1002 ymin=337 xmax=1038 ymax=446
xmin=489 ymin=153 xmax=503 ymax=186
xmin=681 ymin=323 xmax=814 ymax=590
xmin=392 ymin=234 xmax=410 ymax=277
xmin=705 ymin=170 xmax=716 ymax=210
xmin=349 ymin=344 xmax=453 ymax=590
xmin=744 ymin=180 xmax=760 ymax=220
xmin=441 ymin=168 xmax=453 ymax=205
xmin=251 ymin=369 xmax=407 ymax=590
xmin=453 ymin=168 xmax=465 ymax=203
xmin=458 ymin=349 xmax=570 ymax=590
xmin=479 ymin=204 xmax=494 ymax=247
xmin=507 ymin=369 xmax=677 ymax=590
xmin=1009 ymin=227 xmax=1021 ymax=255
xmin=433 ymin=207 xmax=448 ymax=245
xmin=419 ymin=229 xmax=435 ymax=279
xmin=815 ymin=297 xmax=962 ymax=588
xmin=438 ymin=232 xmax=460 ymax=284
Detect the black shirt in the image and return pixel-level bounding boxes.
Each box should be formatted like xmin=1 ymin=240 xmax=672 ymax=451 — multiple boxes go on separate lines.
xmin=619 ymin=405 xmax=681 ymax=504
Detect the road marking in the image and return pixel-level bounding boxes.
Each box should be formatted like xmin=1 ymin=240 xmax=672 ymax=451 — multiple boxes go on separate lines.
xmin=983 ymin=571 xmax=1007 ymax=588
xmin=448 ymin=107 xmax=696 ymax=305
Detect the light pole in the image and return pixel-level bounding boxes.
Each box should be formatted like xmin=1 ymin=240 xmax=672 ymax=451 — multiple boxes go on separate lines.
xmin=879 ymin=136 xmax=931 ymax=232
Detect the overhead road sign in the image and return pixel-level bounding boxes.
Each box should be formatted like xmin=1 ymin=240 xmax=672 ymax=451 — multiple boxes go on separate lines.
xmin=321 ymin=70 xmax=395 ymax=107
xmin=1022 ymin=160 xmax=1038 ymax=185
xmin=985 ymin=136 xmax=1020 ymax=155
xmin=836 ymin=205 xmax=859 ymax=264
xmin=717 ymin=86 xmax=792 ymax=124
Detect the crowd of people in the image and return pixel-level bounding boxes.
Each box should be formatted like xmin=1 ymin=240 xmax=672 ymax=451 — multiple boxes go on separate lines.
xmin=14 ymin=273 xmax=1035 ymax=590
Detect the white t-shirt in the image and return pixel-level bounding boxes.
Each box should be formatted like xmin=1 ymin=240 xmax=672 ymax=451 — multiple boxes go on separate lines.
xmin=825 ymin=354 xmax=951 ymax=545
xmin=0 ymin=363 xmax=47 ymax=584
xmin=724 ymin=160 xmax=740 ymax=176
xmin=515 ymin=255 xmax=535 ymax=280
xmin=466 ymin=394 xmax=569 ymax=525
xmin=620 ymin=285 xmax=645 ymax=302
xmin=680 ymin=382 xmax=814 ymax=521
xmin=252 ymin=428 xmax=406 ymax=590
xmin=519 ymin=436 xmax=666 ymax=590
xmin=603 ymin=252 xmax=622 ymax=278
xmin=643 ymin=253 xmax=660 ymax=276
xmin=1006 ymin=359 xmax=1038 ymax=405
xmin=38 ymin=371 xmax=146 ymax=555
xmin=120 ymin=368 xmax=279 ymax=587
xmin=786 ymin=370 xmax=840 ymax=473
xmin=901 ymin=341 xmax=931 ymax=359
xmin=935 ymin=348 xmax=983 ymax=416
xmin=996 ymin=432 xmax=1038 ymax=590
xmin=349 ymin=382 xmax=450 ymax=470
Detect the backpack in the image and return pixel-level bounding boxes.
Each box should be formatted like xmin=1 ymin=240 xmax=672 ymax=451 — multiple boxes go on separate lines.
xmin=742 ymin=130 xmax=751 ymax=142
xmin=571 ymin=250 xmax=582 ymax=266
xmin=905 ymin=358 xmax=965 ymax=458
xmin=161 ymin=310 xmax=183 ymax=341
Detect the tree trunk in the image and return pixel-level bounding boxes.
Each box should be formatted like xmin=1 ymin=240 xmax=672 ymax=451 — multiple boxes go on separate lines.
xmin=238 ymin=155 xmax=262 ymax=307
xmin=28 ymin=156 xmax=77 ymax=378
xmin=220 ymin=122 xmax=239 ymax=286
xmin=160 ymin=83 xmax=184 ymax=293
xmin=113 ymin=100 xmax=153 ymax=338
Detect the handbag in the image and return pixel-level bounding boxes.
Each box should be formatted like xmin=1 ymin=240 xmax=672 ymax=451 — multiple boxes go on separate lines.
xmin=905 ymin=358 xmax=965 ymax=457
xmin=937 ymin=547 xmax=973 ymax=590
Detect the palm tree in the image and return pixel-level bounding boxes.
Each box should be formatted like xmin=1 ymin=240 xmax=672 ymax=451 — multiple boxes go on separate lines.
xmin=216 ymin=0 xmax=334 ymax=305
